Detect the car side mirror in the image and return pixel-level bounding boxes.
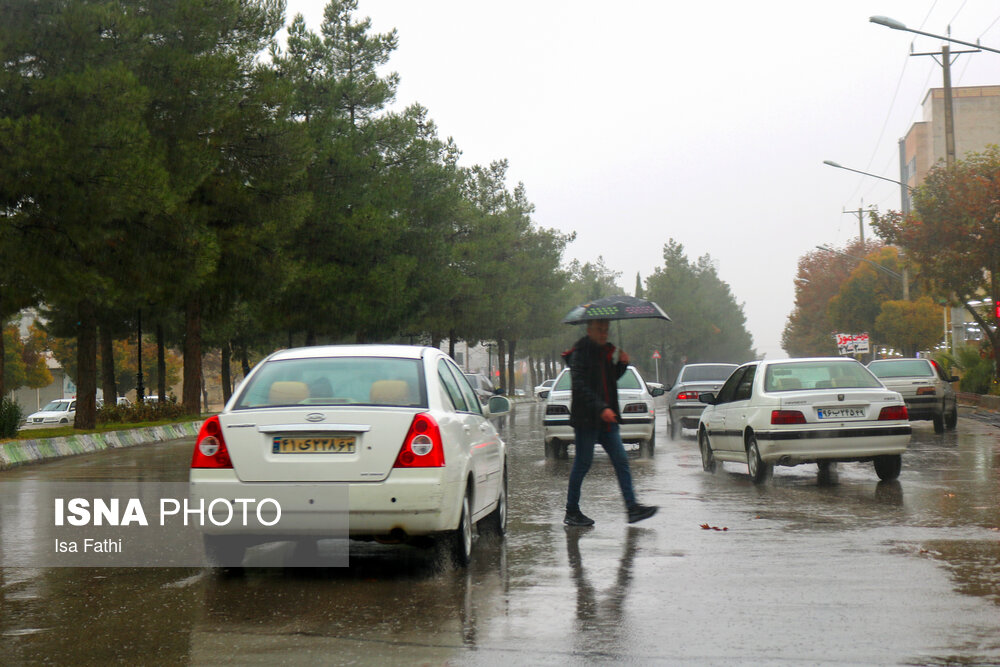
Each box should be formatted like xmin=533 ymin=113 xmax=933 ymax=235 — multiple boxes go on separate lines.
xmin=650 ymin=386 xmax=665 ymax=397
xmin=486 ymin=395 xmax=512 ymax=417
xmin=699 ymin=392 xmax=717 ymax=405
xmin=539 ymin=391 xmax=549 ymax=400
xmin=949 ymin=375 xmax=959 ymax=383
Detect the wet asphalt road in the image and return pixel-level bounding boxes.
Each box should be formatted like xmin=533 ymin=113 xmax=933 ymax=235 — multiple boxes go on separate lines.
xmin=1 ymin=401 xmax=999 ymax=665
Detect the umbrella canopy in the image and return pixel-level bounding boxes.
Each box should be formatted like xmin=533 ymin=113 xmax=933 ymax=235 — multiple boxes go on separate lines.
xmin=562 ymin=295 xmax=671 ymax=324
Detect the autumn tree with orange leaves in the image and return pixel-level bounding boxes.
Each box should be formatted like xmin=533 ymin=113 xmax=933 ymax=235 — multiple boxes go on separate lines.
xmin=872 ymin=147 xmax=1000 ymax=382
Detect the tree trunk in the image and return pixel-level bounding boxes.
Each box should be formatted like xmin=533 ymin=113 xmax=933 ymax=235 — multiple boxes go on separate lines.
xmin=240 ymin=342 xmax=250 ymax=377
xmin=305 ymin=329 xmax=316 ymax=346
xmin=448 ymin=329 xmax=457 ymax=360
xmin=75 ymin=301 xmax=99 ymax=430
xmin=182 ymin=295 xmax=202 ymax=415
xmin=0 ymin=307 xmax=6 ymax=399
xmin=221 ymin=341 xmax=233 ymax=404
xmin=497 ymin=338 xmax=507 ymax=394
xmin=157 ymin=323 xmax=166 ymax=402
xmin=528 ymin=355 xmax=537 ymax=389
xmin=99 ymin=325 xmax=116 ymax=406
xmin=507 ymin=340 xmax=517 ymax=396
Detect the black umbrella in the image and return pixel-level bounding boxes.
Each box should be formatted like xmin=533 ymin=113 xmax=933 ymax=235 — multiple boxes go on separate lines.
xmin=562 ymin=295 xmax=671 ymax=325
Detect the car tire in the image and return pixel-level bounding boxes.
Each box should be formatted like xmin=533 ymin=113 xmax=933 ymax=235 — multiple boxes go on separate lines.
xmin=698 ymin=427 xmax=716 ymax=473
xmin=932 ymin=412 xmax=945 ymax=434
xmin=668 ymin=413 xmax=678 ymax=440
xmin=203 ymin=534 xmax=247 ymax=568
xmin=873 ymin=454 xmax=902 ymax=481
xmin=446 ymin=489 xmax=474 ymax=566
xmin=480 ymin=466 xmax=507 ymax=537
xmin=544 ymin=440 xmax=557 ymax=459
xmin=559 ymin=441 xmax=570 ymax=459
xmin=640 ymin=432 xmax=655 ymax=458
xmin=746 ymin=433 xmax=771 ymax=484
xmin=945 ymin=402 xmax=958 ymax=430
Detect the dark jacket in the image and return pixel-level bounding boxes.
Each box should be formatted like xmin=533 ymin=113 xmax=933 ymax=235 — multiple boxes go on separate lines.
xmin=564 ymin=334 xmax=628 ymax=429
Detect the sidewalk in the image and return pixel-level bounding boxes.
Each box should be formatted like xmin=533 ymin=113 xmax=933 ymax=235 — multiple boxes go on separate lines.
xmin=0 ymin=420 xmax=203 ymax=472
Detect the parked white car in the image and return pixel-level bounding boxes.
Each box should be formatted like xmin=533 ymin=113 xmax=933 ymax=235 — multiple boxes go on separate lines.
xmin=23 ymin=398 xmax=76 ymax=427
xmin=697 ymin=358 xmax=911 ymax=483
xmin=867 ymin=358 xmax=958 ymax=433
xmin=534 ymin=378 xmax=555 ymax=399
xmin=543 ymin=365 xmax=665 ymax=458
xmin=189 ymin=345 xmax=510 ymax=567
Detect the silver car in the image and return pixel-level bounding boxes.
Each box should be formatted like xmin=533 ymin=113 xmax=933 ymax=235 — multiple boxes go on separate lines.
xmin=867 ymin=358 xmax=958 ymax=433
xmin=666 ymin=363 xmax=738 ymax=439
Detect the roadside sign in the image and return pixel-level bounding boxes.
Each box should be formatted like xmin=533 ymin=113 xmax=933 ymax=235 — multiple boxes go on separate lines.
xmin=652 ymin=350 xmax=661 ymax=359
xmin=835 ymin=333 xmax=870 ymax=355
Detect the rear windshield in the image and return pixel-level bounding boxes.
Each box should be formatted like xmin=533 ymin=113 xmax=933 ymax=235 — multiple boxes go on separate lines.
xmin=553 ymin=368 xmax=643 ymax=391
xmin=764 ymin=361 xmax=882 ymax=392
xmin=679 ymin=365 xmax=738 ymax=382
xmin=868 ymin=360 xmax=934 ymax=379
xmin=234 ymin=357 xmax=427 ymax=409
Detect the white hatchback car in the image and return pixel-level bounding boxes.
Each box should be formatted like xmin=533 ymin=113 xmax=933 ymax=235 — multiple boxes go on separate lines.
xmin=543 ymin=365 xmax=665 ymax=458
xmin=23 ymin=398 xmax=76 ymax=428
xmin=189 ymin=345 xmax=511 ymax=567
xmin=697 ymin=358 xmax=911 ymax=483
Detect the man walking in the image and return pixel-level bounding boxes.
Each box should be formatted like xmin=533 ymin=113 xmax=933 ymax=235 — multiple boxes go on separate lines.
xmin=563 ymin=319 xmax=658 ymax=526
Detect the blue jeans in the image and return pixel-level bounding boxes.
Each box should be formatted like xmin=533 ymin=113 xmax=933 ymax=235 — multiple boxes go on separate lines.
xmin=566 ymin=423 xmax=637 ymax=512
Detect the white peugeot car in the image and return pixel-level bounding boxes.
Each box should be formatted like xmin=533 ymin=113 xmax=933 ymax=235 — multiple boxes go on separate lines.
xmin=697 ymin=358 xmax=911 ymax=483
xmin=189 ymin=345 xmax=511 ymax=567
xmin=543 ymin=365 xmax=664 ymax=458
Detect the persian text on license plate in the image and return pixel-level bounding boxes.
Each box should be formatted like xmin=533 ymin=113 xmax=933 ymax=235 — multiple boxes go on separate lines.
xmin=817 ymin=408 xmax=866 ymax=419
xmin=272 ymin=436 xmax=356 ymax=454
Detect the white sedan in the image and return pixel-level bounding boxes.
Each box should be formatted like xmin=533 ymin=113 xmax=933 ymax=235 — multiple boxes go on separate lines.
xmin=189 ymin=345 xmax=510 ymax=567
xmin=697 ymin=358 xmax=911 ymax=483
xmin=23 ymin=398 xmax=76 ymax=428
xmin=543 ymin=365 xmax=665 ymax=458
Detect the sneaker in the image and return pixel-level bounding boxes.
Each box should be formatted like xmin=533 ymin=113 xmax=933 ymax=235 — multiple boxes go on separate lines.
xmin=627 ymin=503 xmax=658 ymax=524
xmin=563 ymin=510 xmax=595 ymax=526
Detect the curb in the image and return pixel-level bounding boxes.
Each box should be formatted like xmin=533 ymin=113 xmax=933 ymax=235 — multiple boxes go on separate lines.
xmin=0 ymin=421 xmax=204 ymax=472
xmin=956 ymin=392 xmax=1000 ymax=413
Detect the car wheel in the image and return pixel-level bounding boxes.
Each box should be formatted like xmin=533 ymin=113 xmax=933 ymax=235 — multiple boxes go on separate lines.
xmin=932 ymin=412 xmax=945 ymax=434
xmin=698 ymin=428 xmax=716 ymax=473
xmin=559 ymin=441 xmax=570 ymax=459
xmin=746 ymin=433 xmax=771 ymax=484
xmin=480 ymin=467 xmax=507 ymax=537
xmin=873 ymin=454 xmax=902 ymax=481
xmin=945 ymin=402 xmax=958 ymax=430
xmin=203 ymin=534 xmax=247 ymax=568
xmin=447 ymin=489 xmax=473 ymax=566
xmin=544 ymin=440 xmax=557 ymax=459
xmin=668 ymin=413 xmax=678 ymax=440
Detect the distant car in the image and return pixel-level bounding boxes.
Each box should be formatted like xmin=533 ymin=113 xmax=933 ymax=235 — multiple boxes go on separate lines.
xmin=190 ymin=345 xmax=511 ymax=567
xmin=666 ymin=363 xmax=739 ymax=439
xmin=543 ymin=365 xmax=665 ymax=458
xmin=697 ymin=358 xmax=911 ymax=483
xmin=463 ymin=373 xmax=497 ymax=404
xmin=534 ymin=379 xmax=555 ymax=399
xmin=23 ymin=398 xmax=76 ymax=427
xmin=867 ymin=358 xmax=958 ymax=433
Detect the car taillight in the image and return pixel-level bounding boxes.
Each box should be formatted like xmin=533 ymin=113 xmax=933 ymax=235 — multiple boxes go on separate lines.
xmin=771 ymin=410 xmax=806 ymax=425
xmin=916 ymin=386 xmax=936 ymax=396
xmin=394 ymin=413 xmax=445 ymax=468
xmin=878 ymin=405 xmax=909 ymax=421
xmin=623 ymin=402 xmax=648 ymax=414
xmin=546 ymin=404 xmax=570 ymax=415
xmin=191 ymin=416 xmax=233 ymax=469
xmin=676 ymin=391 xmax=700 ymax=401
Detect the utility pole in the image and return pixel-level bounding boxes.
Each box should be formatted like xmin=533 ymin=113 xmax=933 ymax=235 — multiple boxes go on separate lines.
xmin=843 ymin=204 xmax=876 ymax=245
xmin=910 ymin=40 xmax=980 ymax=167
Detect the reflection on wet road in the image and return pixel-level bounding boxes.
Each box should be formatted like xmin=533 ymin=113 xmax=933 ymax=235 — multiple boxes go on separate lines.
xmin=2 ymin=402 xmax=998 ymax=664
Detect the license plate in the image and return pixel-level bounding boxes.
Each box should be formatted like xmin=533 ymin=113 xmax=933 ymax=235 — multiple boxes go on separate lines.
xmin=817 ymin=408 xmax=866 ymax=419
xmin=272 ymin=436 xmax=356 ymax=454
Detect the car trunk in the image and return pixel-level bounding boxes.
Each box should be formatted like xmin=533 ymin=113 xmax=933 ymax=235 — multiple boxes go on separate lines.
xmin=781 ymin=390 xmax=893 ymax=423
xmin=874 ymin=377 xmax=934 ymax=401
xmin=219 ymin=408 xmax=418 ymax=482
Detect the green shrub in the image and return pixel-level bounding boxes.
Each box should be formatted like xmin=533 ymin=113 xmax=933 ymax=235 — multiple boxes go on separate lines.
xmin=0 ymin=397 xmax=23 ymax=439
xmin=97 ymin=397 xmax=188 ymax=425
xmin=941 ymin=345 xmax=996 ymax=395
